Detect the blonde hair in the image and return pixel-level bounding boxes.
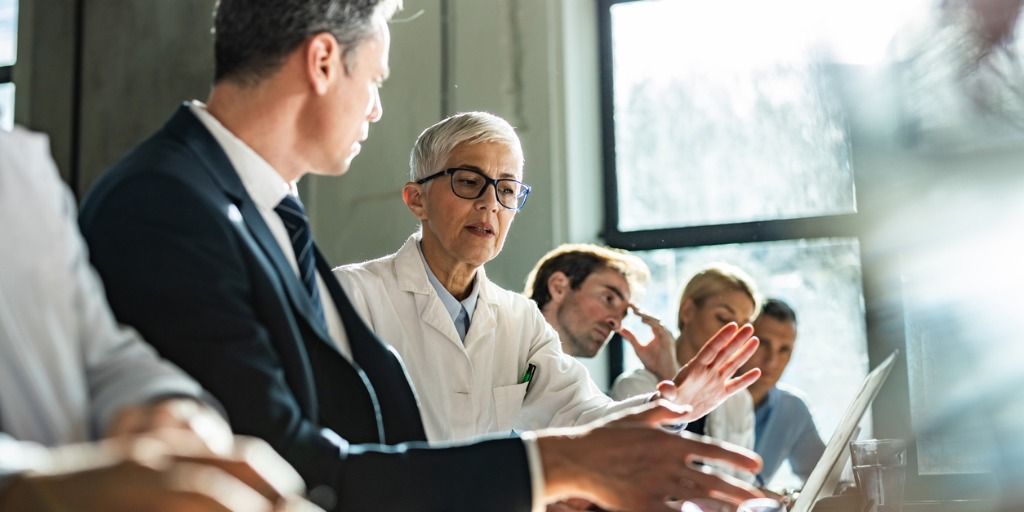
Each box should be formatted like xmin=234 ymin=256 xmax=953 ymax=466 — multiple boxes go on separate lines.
xmin=524 ymin=243 xmax=650 ymax=309
xmin=678 ymin=262 xmax=760 ymax=331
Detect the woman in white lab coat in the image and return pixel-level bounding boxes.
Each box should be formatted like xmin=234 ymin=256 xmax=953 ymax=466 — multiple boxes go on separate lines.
xmin=333 ymin=112 xmax=761 ymax=443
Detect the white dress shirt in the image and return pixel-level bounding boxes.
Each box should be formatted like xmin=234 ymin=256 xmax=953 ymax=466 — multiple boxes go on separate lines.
xmin=0 ymin=127 xmax=207 ymax=484
xmin=189 ymin=102 xmax=351 ymax=360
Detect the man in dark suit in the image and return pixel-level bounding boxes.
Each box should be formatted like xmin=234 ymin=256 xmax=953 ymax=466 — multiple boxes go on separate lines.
xmin=80 ymin=1 xmax=763 ymax=510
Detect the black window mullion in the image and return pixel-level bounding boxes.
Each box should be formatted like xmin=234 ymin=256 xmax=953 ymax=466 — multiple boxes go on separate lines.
xmin=602 ymin=213 xmax=862 ymax=251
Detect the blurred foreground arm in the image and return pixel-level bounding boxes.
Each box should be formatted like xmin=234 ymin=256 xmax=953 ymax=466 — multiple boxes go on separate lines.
xmin=0 ymin=432 xmax=319 ymax=512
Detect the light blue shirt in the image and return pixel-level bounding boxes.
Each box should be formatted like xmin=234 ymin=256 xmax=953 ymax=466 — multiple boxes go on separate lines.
xmin=417 ymin=242 xmax=480 ymax=341
xmin=753 ymin=385 xmax=826 ymax=485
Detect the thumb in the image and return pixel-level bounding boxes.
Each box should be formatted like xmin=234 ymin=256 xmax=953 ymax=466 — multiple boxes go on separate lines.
xmin=617 ymin=399 xmax=692 ymax=427
xmin=656 ymin=380 xmax=679 ymax=402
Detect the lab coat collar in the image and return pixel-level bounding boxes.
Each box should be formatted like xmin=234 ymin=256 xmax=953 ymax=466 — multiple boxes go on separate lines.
xmin=393 ymin=233 xmax=500 ymax=307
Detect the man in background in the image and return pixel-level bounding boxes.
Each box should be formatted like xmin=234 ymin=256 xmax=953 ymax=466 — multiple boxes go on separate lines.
xmin=741 ymin=298 xmax=824 ymax=485
xmin=525 ymin=243 xmax=680 ymax=380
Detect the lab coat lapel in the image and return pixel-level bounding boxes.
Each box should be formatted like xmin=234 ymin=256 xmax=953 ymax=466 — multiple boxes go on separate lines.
xmin=462 ymin=268 xmax=497 ymax=350
xmin=393 ymin=236 xmax=468 ymax=352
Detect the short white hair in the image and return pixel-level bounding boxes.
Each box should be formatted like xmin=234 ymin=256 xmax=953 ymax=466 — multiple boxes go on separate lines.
xmin=409 ymin=112 xmax=524 ymax=182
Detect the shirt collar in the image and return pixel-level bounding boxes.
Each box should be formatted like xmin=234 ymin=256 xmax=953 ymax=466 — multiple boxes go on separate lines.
xmin=188 ymin=100 xmax=295 ymax=210
xmin=416 ymin=241 xmax=480 ymax=323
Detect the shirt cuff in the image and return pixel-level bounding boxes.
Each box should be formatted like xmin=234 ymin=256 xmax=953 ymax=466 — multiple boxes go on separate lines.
xmin=519 ymin=431 xmax=546 ymax=512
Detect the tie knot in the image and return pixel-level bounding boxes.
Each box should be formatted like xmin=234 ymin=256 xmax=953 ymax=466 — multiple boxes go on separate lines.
xmin=275 ymin=195 xmax=308 ymax=228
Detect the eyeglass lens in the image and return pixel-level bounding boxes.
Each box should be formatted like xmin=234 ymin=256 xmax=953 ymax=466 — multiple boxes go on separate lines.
xmin=450 ymin=169 xmax=526 ymax=209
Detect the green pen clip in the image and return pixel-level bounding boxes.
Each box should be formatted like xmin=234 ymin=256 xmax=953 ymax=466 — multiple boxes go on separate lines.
xmin=520 ymin=363 xmax=537 ymax=394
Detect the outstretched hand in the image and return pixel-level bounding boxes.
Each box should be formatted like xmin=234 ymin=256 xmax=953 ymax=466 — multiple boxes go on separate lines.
xmin=619 ymin=305 xmax=679 ymax=381
xmin=539 ymin=400 xmax=763 ymax=512
xmin=656 ymin=322 xmax=761 ymax=421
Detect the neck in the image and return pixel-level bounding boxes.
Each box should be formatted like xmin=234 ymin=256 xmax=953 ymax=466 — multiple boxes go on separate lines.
xmin=205 ymin=79 xmax=309 ymax=183
xmin=750 ymin=386 xmax=771 ymax=408
xmin=541 ymin=304 xmax=571 ymax=353
xmin=420 ymin=236 xmax=478 ymax=301
xmin=675 ymin=331 xmax=699 ymax=366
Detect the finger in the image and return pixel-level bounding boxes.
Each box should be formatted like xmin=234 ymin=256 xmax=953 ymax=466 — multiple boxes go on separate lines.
xmin=275 ymin=497 xmax=327 ymax=512
xmin=165 ymin=461 xmax=275 ymax=511
xmin=233 ymin=436 xmax=306 ymax=496
xmin=724 ymin=368 xmax=761 ymax=395
xmin=105 ymin=407 xmax=148 ymax=438
xmin=681 ymin=439 xmax=763 ymax=475
xmin=676 ymin=465 xmax=763 ymax=505
xmin=706 ymin=324 xmax=754 ymax=368
xmin=610 ymin=399 xmax=692 ymax=427
xmin=619 ymin=327 xmax=642 ymax=348
xmin=694 ymin=323 xmax=740 ymax=366
xmin=719 ymin=335 xmax=759 ymax=375
xmin=655 ymin=380 xmax=679 ymax=403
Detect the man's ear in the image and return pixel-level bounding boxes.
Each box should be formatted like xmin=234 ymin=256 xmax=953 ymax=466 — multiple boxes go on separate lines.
xmin=305 ymin=32 xmax=342 ymax=95
xmin=402 ymin=182 xmax=429 ymax=221
xmin=678 ymin=298 xmax=695 ymax=332
xmin=546 ymin=271 xmax=571 ymax=306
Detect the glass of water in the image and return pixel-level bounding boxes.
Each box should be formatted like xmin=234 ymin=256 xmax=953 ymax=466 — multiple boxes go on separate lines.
xmin=849 ymin=439 xmax=907 ymax=512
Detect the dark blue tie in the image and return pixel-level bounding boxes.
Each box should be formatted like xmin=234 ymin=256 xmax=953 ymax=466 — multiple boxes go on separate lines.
xmin=274 ymin=195 xmax=326 ymax=328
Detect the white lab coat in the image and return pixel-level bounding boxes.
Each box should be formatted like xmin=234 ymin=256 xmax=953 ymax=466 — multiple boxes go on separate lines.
xmin=333 ymin=235 xmax=646 ymax=443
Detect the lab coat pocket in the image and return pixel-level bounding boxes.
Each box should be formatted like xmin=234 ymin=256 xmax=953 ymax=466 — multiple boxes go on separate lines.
xmin=492 ymin=382 xmax=529 ymax=432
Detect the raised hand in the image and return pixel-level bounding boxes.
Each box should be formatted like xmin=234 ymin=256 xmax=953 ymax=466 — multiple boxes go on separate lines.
xmin=619 ymin=304 xmax=679 ymax=381
xmin=657 ymin=323 xmax=761 ymax=421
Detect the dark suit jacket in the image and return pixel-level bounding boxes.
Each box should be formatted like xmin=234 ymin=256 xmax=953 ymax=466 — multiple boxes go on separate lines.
xmin=79 ymin=105 xmax=533 ymax=511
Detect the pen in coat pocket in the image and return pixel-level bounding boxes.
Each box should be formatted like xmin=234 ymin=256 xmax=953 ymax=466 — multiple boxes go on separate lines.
xmin=520 ymin=363 xmax=537 ymax=394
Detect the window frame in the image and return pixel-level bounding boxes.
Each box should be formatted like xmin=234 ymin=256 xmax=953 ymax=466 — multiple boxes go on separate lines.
xmin=596 ymin=0 xmax=994 ymax=502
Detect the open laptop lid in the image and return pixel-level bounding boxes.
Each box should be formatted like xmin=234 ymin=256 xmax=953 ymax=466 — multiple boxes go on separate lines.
xmin=789 ymin=350 xmax=899 ymax=512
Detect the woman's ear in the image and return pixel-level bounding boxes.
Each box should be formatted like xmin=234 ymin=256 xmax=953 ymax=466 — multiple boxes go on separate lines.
xmin=678 ymin=297 xmax=695 ymax=332
xmin=402 ymin=182 xmax=429 ymax=221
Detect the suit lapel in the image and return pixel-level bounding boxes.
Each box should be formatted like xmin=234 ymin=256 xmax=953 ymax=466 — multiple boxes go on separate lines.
xmin=167 ymin=105 xmax=333 ymax=346
xmin=316 ymin=246 xmax=427 ymax=443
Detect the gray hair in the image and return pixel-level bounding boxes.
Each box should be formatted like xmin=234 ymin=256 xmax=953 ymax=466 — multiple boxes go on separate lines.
xmin=213 ymin=0 xmax=402 ymax=85
xmin=409 ymin=112 xmax=524 ymax=182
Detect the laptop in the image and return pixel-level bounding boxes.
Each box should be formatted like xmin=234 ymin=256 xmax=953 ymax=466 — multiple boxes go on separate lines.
xmin=788 ymin=350 xmax=899 ymax=512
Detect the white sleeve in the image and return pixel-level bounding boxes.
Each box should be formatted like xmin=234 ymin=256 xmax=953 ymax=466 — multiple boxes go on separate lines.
xmin=609 ymin=368 xmax=660 ymax=400
xmin=513 ymin=308 xmax=646 ymax=430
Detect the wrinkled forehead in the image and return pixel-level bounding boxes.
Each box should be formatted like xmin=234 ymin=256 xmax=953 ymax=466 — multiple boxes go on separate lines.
xmin=583 ymin=267 xmax=632 ymax=300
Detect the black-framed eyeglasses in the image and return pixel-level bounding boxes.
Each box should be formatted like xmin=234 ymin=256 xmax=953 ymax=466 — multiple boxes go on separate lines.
xmin=416 ymin=167 xmax=532 ymax=211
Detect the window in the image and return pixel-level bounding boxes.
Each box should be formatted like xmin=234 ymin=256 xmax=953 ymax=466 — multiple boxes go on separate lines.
xmin=0 ymin=0 xmax=17 ymax=130
xmin=598 ymin=0 xmax=1007 ymax=499
xmin=619 ymin=238 xmax=868 ymax=489
xmin=598 ymin=0 xmax=1015 ymax=497
xmin=600 ymin=0 xmax=871 ymax=489
xmin=605 ymin=1 xmax=856 ymax=231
